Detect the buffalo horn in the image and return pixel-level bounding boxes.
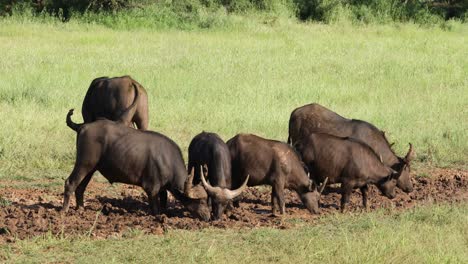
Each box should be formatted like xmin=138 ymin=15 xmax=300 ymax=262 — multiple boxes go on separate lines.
xmin=184 ymin=167 xmax=195 ymax=196
xmin=405 ymin=143 xmax=415 ymax=162
xmin=184 ymin=167 xmax=207 ymax=199
xmin=200 ymin=166 xmax=249 ymax=201
xmin=319 ymin=177 xmax=328 ymax=194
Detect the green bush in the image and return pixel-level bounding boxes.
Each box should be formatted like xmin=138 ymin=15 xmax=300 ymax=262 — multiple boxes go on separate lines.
xmin=1 ymin=0 xmax=466 ymax=26
xmin=293 ymin=0 xmax=465 ymax=24
xmin=216 ymin=0 xmax=292 ymax=13
xmin=75 ymin=1 xmax=232 ymax=30
xmin=0 ymin=0 xmax=135 ymax=20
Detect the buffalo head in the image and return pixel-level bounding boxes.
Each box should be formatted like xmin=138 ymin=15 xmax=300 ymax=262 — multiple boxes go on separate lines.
xmin=199 ymin=166 xmax=249 ymax=202
xmin=300 ymin=177 xmax=328 ymax=214
xmin=199 ymin=166 xmax=249 ymax=219
xmin=183 ymin=168 xmax=211 ymax=221
xmin=395 ymin=143 xmax=415 ymax=193
xmin=376 ymin=165 xmax=406 ymax=199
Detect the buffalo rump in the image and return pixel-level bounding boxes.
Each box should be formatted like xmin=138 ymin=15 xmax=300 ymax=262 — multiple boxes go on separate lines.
xmin=81 ymin=75 xmax=149 ymax=130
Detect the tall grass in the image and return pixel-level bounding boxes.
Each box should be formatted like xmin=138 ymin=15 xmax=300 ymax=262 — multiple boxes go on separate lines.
xmin=2 ymin=204 xmax=467 ymax=263
xmin=0 ymin=21 xmax=466 ymax=182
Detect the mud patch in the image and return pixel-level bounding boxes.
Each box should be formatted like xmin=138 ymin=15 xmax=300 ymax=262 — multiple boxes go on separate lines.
xmin=1 ymin=168 xmax=466 ymax=243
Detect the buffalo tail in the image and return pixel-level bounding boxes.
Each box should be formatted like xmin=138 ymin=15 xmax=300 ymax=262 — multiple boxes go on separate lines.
xmin=117 ymin=81 xmax=139 ymax=126
xmin=66 ymin=109 xmax=83 ymax=132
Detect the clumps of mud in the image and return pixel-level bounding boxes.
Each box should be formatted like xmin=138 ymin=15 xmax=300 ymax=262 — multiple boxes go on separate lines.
xmin=1 ymin=168 xmax=466 ymax=243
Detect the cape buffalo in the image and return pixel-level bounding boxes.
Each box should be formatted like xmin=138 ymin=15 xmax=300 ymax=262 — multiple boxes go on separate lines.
xmin=188 ymin=132 xmax=249 ymax=219
xmin=81 ymin=75 xmax=149 ymax=130
xmin=227 ymin=134 xmax=327 ymax=215
xmin=294 ymin=133 xmax=407 ymax=211
xmin=288 ymin=103 xmax=415 ymax=193
xmin=64 ymin=107 xmax=246 ymax=221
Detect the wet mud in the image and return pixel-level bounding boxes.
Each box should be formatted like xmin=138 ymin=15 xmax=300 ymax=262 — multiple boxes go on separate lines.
xmin=1 ymin=168 xmax=466 ymax=243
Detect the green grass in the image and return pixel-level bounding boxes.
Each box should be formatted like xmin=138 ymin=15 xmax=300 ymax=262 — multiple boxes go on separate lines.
xmin=0 ymin=16 xmax=466 ymax=263
xmin=1 ymin=203 xmax=467 ymax=263
xmin=0 ymin=20 xmax=467 ymax=183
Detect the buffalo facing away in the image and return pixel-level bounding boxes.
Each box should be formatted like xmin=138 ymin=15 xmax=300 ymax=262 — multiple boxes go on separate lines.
xmin=81 ymin=75 xmax=149 ymax=130
xmin=288 ymin=103 xmax=414 ymax=193
xmin=227 ymin=134 xmax=326 ymax=215
xmin=64 ymin=98 xmax=247 ymax=220
xmin=188 ymin=132 xmax=249 ymax=220
xmin=294 ymin=133 xmax=408 ymax=211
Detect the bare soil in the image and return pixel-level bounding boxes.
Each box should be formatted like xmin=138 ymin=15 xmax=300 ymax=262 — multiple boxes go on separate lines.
xmin=1 ymin=168 xmax=466 ymax=243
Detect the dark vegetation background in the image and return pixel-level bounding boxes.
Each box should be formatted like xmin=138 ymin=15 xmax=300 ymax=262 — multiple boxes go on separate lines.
xmin=1 ymin=0 xmax=467 ymax=28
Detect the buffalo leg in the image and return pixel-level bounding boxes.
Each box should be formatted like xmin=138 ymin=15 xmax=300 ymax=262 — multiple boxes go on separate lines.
xmin=62 ymin=165 xmax=95 ymax=212
xmin=230 ymin=166 xmax=244 ymax=209
xmin=144 ymin=183 xmax=161 ymax=215
xmin=146 ymin=192 xmax=160 ymax=215
xmin=360 ymin=185 xmax=369 ymax=210
xmin=340 ymin=186 xmax=352 ymax=213
xmin=211 ymin=198 xmax=218 ymax=219
xmin=276 ymin=191 xmax=286 ymax=215
xmin=75 ymin=170 xmax=96 ymax=209
xmin=231 ymin=183 xmax=241 ymax=209
xmin=272 ymin=181 xmax=286 ymax=215
xmin=271 ymin=186 xmax=278 ymax=215
xmin=159 ymin=190 xmax=168 ymax=212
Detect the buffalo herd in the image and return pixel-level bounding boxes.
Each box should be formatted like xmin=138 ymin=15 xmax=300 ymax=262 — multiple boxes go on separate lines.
xmin=63 ymin=75 xmax=415 ymax=221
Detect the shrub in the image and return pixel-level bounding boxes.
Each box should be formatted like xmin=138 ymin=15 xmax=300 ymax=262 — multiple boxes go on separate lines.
xmin=1 ymin=0 xmax=465 ymax=26
xmin=293 ymin=0 xmax=466 ymax=24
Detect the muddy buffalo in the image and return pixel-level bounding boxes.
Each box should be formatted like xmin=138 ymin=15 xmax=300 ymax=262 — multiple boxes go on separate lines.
xmin=188 ymin=132 xmax=249 ymax=220
xmin=288 ymin=103 xmax=415 ymax=193
xmin=294 ymin=133 xmax=407 ymax=211
xmin=63 ymin=97 xmax=246 ymax=220
xmin=227 ymin=134 xmax=327 ymax=215
xmin=81 ymin=75 xmax=149 ymax=130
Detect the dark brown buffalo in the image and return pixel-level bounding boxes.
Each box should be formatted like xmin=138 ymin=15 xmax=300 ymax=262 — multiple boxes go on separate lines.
xmin=188 ymin=132 xmax=240 ymax=220
xmin=64 ymin=96 xmax=247 ymax=220
xmin=82 ymin=75 xmax=149 ymax=130
xmin=288 ymin=103 xmax=414 ymax=193
xmin=227 ymin=134 xmax=327 ymax=215
xmin=294 ymin=133 xmax=406 ymax=211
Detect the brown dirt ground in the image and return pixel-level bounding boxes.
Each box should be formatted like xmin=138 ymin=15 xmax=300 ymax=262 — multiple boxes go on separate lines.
xmin=0 ymin=168 xmax=466 ymax=243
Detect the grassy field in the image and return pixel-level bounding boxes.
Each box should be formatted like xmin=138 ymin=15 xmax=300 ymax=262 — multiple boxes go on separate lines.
xmin=1 ymin=204 xmax=467 ymax=263
xmin=0 ymin=19 xmax=466 ymax=184
xmin=0 ymin=16 xmax=467 ymax=263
